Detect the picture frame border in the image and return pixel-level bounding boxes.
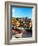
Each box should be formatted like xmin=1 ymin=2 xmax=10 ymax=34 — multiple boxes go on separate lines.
xmin=5 ymin=1 xmax=37 ymax=45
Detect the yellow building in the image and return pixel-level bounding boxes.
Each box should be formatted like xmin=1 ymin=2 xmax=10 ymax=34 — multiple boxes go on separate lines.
xmin=29 ymin=21 xmax=32 ymax=28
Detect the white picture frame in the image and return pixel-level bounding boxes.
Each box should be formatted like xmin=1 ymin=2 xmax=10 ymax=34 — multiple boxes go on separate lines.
xmin=5 ymin=1 xmax=37 ymax=44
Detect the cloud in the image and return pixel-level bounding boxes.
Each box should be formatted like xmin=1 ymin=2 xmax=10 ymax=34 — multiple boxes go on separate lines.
xmin=12 ymin=8 xmax=15 ymax=17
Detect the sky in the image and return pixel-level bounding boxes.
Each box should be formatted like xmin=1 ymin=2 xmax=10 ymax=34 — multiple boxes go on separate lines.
xmin=12 ymin=7 xmax=32 ymax=18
